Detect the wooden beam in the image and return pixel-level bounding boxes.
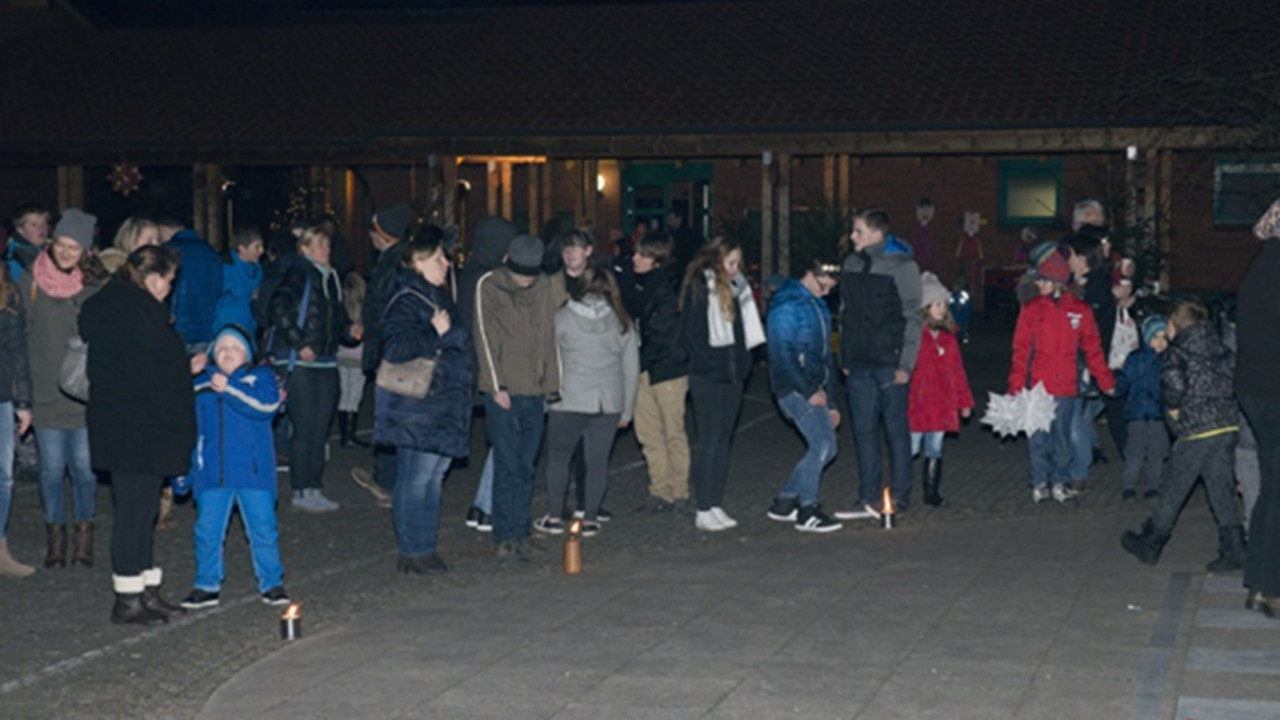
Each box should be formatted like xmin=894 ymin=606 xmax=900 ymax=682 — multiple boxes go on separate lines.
xmin=1158 ymin=150 xmax=1173 ymax=293
xmin=761 ymin=153 xmax=774 ymax=280
xmin=527 ymin=161 xmax=540 ymax=235
xmin=441 ymin=157 xmax=457 ymax=230
xmin=56 ymin=165 xmax=83 ymax=211
xmin=204 ymin=163 xmax=223 ymax=249
xmin=500 ymin=161 xmax=513 ymax=220
xmin=541 ymin=160 xmax=553 ymax=232
xmin=822 ymin=154 xmax=836 ymax=207
xmin=486 ymin=161 xmax=499 ymax=217
xmin=838 ymin=153 xmax=850 ymax=216
xmin=778 ymin=152 xmax=792 ymax=277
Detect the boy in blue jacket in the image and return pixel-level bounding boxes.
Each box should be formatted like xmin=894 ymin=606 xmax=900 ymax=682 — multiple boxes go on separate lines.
xmin=1115 ymin=315 xmax=1170 ymax=500
xmin=178 ymin=325 xmax=289 ymax=609
xmin=765 ymin=259 xmax=843 ymax=532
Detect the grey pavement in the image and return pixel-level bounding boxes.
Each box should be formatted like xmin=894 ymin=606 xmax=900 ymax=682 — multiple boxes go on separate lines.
xmin=2 ymin=323 xmax=1276 ymax=719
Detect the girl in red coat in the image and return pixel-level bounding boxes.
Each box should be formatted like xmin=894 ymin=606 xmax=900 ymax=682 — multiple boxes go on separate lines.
xmin=1007 ymin=244 xmax=1115 ymax=504
xmin=908 ymin=272 xmax=974 ymax=506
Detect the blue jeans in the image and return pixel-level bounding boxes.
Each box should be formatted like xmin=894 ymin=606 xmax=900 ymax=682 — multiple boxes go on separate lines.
xmin=777 ymin=393 xmax=837 ymax=507
xmin=846 ymin=367 xmax=912 ymax=508
xmin=193 ymin=488 xmax=284 ymax=593
xmin=1069 ymin=398 xmax=1101 ymax=481
xmin=35 ymin=426 xmax=95 ymax=524
xmin=910 ymin=431 xmax=944 ymax=459
xmin=470 ymin=448 xmax=494 ymax=514
xmin=393 ymin=449 xmax=452 ymax=557
xmin=1028 ymin=396 xmax=1078 ymax=487
xmin=0 ymin=404 xmax=13 ymax=539
xmin=486 ymin=394 xmax=545 ymax=544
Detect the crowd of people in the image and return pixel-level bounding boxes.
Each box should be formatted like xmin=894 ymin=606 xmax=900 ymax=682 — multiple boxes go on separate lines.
xmin=0 ymin=194 xmax=1277 ymax=629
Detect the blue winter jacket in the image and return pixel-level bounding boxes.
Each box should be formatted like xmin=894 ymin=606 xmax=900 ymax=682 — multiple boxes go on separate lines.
xmin=1114 ymin=348 xmax=1163 ymax=421
xmin=189 ymin=365 xmax=282 ymax=496
xmin=166 ymin=230 xmax=224 ymax=345
xmin=212 ymin=253 xmax=262 ymax=336
xmin=767 ymin=278 xmax=836 ymax=406
xmin=374 ymin=270 xmax=475 ymax=458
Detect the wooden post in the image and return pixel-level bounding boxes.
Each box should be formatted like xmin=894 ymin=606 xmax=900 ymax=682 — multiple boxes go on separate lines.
xmin=1157 ymin=150 xmax=1173 ymax=292
xmin=204 ymin=163 xmax=223 ymax=250
xmin=486 ymin=161 xmax=499 ymax=217
xmin=823 ymin=155 xmax=836 ymax=207
xmin=777 ymin=153 xmax=792 ymax=278
xmin=761 ymin=152 xmax=774 ymax=280
xmin=192 ymin=163 xmax=208 ymax=244
xmin=56 ymin=165 xmax=84 ymax=211
xmin=527 ymin=162 xmax=541 ymax=235
xmin=500 ymin=161 xmax=513 ymax=220
xmin=838 ymin=153 xmax=851 ymax=216
xmin=541 ymin=160 xmax=554 ymax=232
xmin=442 ymin=157 xmax=457 ymax=230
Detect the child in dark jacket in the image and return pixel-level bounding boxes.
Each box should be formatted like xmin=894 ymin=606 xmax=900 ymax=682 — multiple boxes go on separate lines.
xmin=1121 ymin=300 xmax=1246 ymax=572
xmin=1115 ymin=315 xmax=1170 ymax=500
xmin=178 ymin=326 xmax=289 ymax=609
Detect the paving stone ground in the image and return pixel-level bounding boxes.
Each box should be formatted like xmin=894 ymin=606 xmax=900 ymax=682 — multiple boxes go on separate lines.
xmin=1 ymin=322 xmax=1274 ymax=719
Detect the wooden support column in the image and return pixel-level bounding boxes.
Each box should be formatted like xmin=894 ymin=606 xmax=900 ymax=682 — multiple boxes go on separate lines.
xmin=486 ymin=162 xmax=499 ymax=217
xmin=56 ymin=165 xmax=84 ymax=211
xmin=442 ymin=157 xmax=458 ymax=230
xmin=823 ymin=155 xmax=836 ymax=207
xmin=1143 ymin=148 xmax=1159 ymax=288
xmin=541 ymin=161 xmax=554 ymax=232
xmin=500 ymin=162 xmax=513 ymax=219
xmin=1157 ymin=150 xmax=1173 ymax=292
xmin=192 ymin=163 xmax=208 ymax=245
xmin=204 ymin=163 xmax=223 ymax=249
xmin=777 ymin=152 xmax=792 ymax=278
xmin=527 ymin=162 xmax=541 ymax=235
xmin=761 ymin=152 xmax=775 ymax=280
xmin=838 ymin=154 xmax=851 ymax=216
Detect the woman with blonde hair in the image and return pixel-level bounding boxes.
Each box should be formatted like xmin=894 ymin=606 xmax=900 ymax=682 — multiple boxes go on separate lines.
xmin=678 ymin=237 xmax=765 ymax=531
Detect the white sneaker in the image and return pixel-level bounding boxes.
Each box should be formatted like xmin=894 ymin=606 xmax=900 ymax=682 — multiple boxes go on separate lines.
xmin=1051 ymin=484 xmax=1078 ymax=503
xmin=711 ymin=506 xmax=737 ymax=529
xmin=1031 ymin=484 xmax=1051 ymax=504
xmin=695 ymin=510 xmax=726 ymax=531
xmin=834 ymin=503 xmax=881 ymax=521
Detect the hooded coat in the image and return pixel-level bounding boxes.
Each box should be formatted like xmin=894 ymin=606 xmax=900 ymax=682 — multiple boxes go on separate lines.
xmin=552 ymin=295 xmax=640 ymax=423
xmin=839 ymin=234 xmax=923 ymax=373
xmin=457 ymin=216 xmax=518 ymax=335
xmin=1007 ymin=291 xmax=1115 ymax=397
xmin=212 ymin=252 xmax=262 ymax=336
xmin=908 ymin=326 xmax=974 ymax=433
xmin=766 ymin=278 xmax=836 ymax=404
xmin=190 ymin=333 xmax=281 ymax=496
xmin=617 ymin=263 xmax=688 ymax=384
xmin=374 ymin=270 xmax=474 ymax=458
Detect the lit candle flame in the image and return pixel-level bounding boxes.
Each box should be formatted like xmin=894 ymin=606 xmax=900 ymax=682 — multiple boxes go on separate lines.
xmin=569 ymin=520 xmax=582 ymax=536
xmin=881 ymin=487 xmax=894 ymax=516
xmin=282 ymin=603 xmax=302 ymax=620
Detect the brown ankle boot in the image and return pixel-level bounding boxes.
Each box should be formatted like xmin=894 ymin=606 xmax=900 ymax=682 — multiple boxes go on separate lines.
xmin=71 ymin=521 xmax=94 ymax=567
xmin=156 ymin=486 xmax=176 ymax=530
xmin=44 ymin=524 xmax=66 ymax=569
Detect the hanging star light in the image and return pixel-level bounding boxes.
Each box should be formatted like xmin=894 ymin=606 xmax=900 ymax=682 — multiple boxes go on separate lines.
xmin=107 ymin=164 xmax=144 ymax=196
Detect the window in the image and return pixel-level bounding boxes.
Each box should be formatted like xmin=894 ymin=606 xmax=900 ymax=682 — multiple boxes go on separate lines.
xmin=1214 ymin=157 xmax=1280 ymax=225
xmin=998 ymin=159 xmax=1062 ymax=225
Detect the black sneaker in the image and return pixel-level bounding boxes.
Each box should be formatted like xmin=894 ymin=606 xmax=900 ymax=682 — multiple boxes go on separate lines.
xmin=1122 ymin=489 xmax=1137 ymax=501
xmin=766 ymin=496 xmax=799 ymax=522
xmin=474 ymin=511 xmax=493 ymax=533
xmin=580 ymin=520 xmax=601 ymax=537
xmin=574 ymin=507 xmax=613 ymax=522
xmin=465 ymin=506 xmax=483 ymax=528
xmin=795 ymin=505 xmax=843 ymax=533
xmin=181 ymin=589 xmax=220 ymax=609
xmin=533 ymin=514 xmax=566 ymax=535
xmin=644 ymin=496 xmax=672 ymax=513
xmin=260 ymin=586 xmax=291 ymax=606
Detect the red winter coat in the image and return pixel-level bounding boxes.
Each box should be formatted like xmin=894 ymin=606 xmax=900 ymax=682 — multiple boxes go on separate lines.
xmin=1007 ymin=292 xmax=1115 ymax=397
xmin=909 ymin=327 xmax=974 ymax=433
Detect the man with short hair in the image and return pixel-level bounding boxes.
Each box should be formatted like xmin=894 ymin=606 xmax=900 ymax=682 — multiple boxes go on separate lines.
xmin=765 ymin=259 xmax=843 ymax=532
xmin=159 ymin=216 xmax=222 ymax=354
xmin=474 ymin=234 xmax=560 ymax=562
xmin=836 ymin=209 xmax=922 ymax=518
xmin=7 ymin=202 xmax=51 ymax=280
xmin=1071 ymin=198 xmax=1106 ymax=232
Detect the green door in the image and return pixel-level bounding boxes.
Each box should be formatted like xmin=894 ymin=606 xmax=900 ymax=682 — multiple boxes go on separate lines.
xmin=622 ymin=162 xmax=714 ymax=237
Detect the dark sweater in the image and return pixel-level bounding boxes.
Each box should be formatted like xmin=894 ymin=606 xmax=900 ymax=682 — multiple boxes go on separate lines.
xmin=1235 ymin=239 xmax=1280 ymax=401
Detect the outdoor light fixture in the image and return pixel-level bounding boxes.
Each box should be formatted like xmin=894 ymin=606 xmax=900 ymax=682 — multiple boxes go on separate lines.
xmin=1126 ymin=145 xmax=1139 ymax=161
xmin=596 ymin=173 xmax=606 ymax=194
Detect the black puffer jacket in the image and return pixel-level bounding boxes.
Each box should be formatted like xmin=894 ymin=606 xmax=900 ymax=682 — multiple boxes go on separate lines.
xmin=0 ymin=282 xmax=31 ymax=408
xmin=679 ymin=279 xmax=750 ymax=385
xmin=618 ymin=264 xmax=688 ymax=384
xmin=267 ymin=259 xmax=347 ymax=363
xmin=1162 ymin=322 xmax=1238 ymax=438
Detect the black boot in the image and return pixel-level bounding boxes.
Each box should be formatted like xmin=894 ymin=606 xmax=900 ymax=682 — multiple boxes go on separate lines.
xmin=1206 ymin=525 xmax=1247 ymax=573
xmin=142 ymin=586 xmax=187 ymax=620
xmin=1121 ymin=519 xmax=1170 ymax=566
xmin=923 ymin=458 xmax=944 ymax=507
xmin=111 ymin=592 xmax=168 ymax=626
xmin=339 ymin=412 xmax=369 ymax=448
xmin=44 ymin=523 xmax=66 ymax=569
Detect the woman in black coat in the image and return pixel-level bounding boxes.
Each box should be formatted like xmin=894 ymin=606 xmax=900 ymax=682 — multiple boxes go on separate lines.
xmin=374 ymin=231 xmax=473 ymax=574
xmin=80 ymin=246 xmax=197 ymax=625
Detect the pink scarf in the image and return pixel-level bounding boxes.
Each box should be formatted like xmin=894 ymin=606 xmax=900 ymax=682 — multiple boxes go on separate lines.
xmin=32 ymin=250 xmax=84 ymax=299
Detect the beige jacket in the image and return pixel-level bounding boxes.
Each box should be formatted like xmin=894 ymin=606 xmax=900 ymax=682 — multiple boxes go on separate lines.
xmin=473 ymin=268 xmax=561 ymax=397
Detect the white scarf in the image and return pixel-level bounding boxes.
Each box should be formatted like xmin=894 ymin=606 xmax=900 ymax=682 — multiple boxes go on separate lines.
xmin=706 ymin=270 xmax=765 ymax=350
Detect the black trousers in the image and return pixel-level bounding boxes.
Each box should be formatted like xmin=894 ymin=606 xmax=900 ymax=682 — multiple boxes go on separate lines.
xmin=689 ymin=375 xmax=743 ymax=511
xmin=286 ymin=366 xmax=339 ymax=491
xmin=1242 ymin=394 xmax=1280 ymax=596
xmin=110 ymin=472 xmax=164 ymax=577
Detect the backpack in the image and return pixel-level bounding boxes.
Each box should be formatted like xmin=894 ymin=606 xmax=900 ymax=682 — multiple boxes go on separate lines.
xmin=252 ymin=251 xmax=304 ymax=336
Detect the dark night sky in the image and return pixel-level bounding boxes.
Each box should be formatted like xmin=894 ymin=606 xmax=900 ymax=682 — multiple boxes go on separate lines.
xmin=71 ymin=0 xmax=714 ymax=27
